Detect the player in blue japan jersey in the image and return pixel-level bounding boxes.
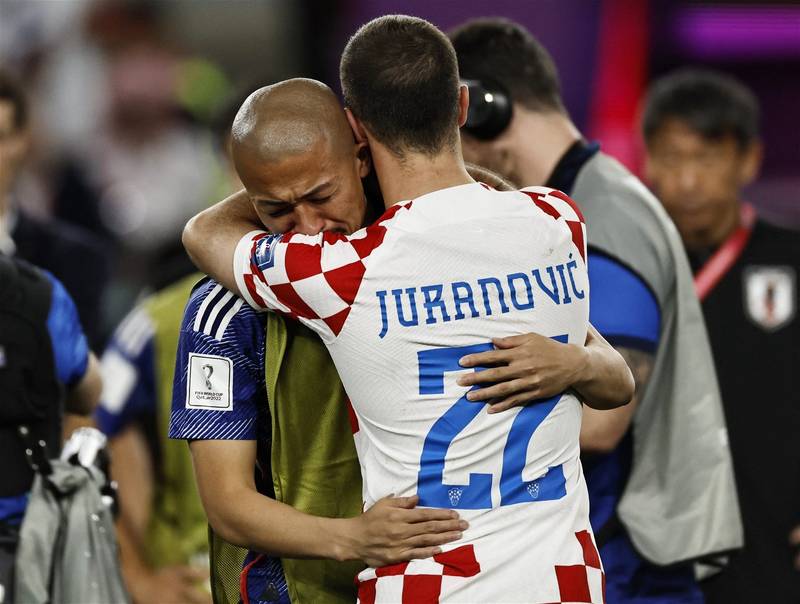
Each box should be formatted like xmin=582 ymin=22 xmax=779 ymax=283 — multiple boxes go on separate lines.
xmin=168 ymin=277 xmax=289 ymax=604
xmin=170 ymin=279 xmax=473 ymax=604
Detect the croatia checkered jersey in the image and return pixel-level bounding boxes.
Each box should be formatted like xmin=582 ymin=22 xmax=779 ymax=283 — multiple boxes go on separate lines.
xmin=234 ymin=183 xmax=602 ymax=603
xmin=168 ymin=278 xmax=268 ymax=441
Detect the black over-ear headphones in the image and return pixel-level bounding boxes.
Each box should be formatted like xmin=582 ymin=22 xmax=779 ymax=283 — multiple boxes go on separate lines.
xmin=461 ymin=78 xmax=513 ymax=141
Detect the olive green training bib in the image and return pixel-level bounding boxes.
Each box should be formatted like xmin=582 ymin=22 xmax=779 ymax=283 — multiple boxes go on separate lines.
xmin=264 ymin=312 xmax=365 ymax=603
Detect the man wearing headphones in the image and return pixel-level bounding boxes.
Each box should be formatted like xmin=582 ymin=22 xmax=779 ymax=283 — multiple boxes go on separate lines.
xmin=449 ymin=18 xmax=740 ymax=603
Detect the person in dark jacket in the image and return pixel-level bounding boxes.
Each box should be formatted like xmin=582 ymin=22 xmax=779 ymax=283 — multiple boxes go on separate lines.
xmin=0 ymin=253 xmax=102 ymax=601
xmin=643 ymin=68 xmax=800 ymax=604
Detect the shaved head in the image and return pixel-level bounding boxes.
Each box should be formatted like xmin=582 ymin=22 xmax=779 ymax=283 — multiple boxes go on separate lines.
xmin=231 ymin=78 xmax=354 ymax=168
xmin=229 ymin=78 xmax=372 ymax=238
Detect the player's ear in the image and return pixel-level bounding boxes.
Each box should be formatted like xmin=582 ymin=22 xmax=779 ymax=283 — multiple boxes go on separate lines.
xmin=355 ymin=140 xmax=372 ymax=179
xmin=457 ymin=84 xmax=469 ymax=128
xmin=737 ymin=140 xmax=763 ymax=188
xmin=345 ymin=108 xmax=368 ymax=144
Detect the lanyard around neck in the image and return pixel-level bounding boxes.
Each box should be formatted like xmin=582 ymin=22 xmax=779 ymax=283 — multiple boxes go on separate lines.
xmin=694 ymin=203 xmax=756 ymax=302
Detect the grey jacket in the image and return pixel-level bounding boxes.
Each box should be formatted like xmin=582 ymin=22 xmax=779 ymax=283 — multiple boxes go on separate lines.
xmin=572 ymin=152 xmax=743 ymax=565
xmin=13 ymin=460 xmax=128 ymax=604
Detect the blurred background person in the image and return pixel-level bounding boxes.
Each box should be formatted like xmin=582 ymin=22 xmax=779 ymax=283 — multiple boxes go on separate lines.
xmin=0 ymin=69 xmax=110 ymax=350
xmin=0 ymin=0 xmax=256 ymax=337
xmin=92 ymin=95 xmax=248 ymax=604
xmin=0 ymin=253 xmax=102 ymax=600
xmin=69 ymin=2 xmax=222 ymax=324
xmin=96 ymin=271 xmax=211 ymax=604
xmin=642 ymin=68 xmax=800 ymax=604
xmin=449 ymin=17 xmax=738 ymax=603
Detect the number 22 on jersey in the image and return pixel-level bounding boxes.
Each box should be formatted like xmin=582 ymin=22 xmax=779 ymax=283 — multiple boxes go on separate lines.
xmin=416 ymin=338 xmax=568 ymax=509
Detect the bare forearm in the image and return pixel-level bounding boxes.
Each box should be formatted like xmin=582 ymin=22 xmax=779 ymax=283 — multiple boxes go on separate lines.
xmin=572 ymin=325 xmax=635 ymax=410
xmin=205 ymin=483 xmax=354 ymax=561
xmin=182 ymin=189 xmax=263 ymax=294
xmin=191 ymin=439 xmax=354 ymax=560
xmin=580 ymin=345 xmax=652 ymax=453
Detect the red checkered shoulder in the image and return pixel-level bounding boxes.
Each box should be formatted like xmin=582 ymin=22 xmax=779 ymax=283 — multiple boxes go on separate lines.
xmin=246 ymin=201 xmax=410 ymax=337
xmin=521 ymin=187 xmax=587 ymax=263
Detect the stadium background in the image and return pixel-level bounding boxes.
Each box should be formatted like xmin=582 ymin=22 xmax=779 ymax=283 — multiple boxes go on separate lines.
xmin=0 ymin=1 xmax=798 ymax=601
xmin=2 ymin=0 xmax=797 ymax=334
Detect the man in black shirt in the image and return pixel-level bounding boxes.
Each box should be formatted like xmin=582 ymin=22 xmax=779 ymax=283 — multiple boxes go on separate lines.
xmin=643 ymin=68 xmax=800 ymax=604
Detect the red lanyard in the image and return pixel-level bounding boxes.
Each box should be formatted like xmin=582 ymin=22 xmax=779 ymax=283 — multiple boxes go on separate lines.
xmin=694 ymin=203 xmax=756 ymax=302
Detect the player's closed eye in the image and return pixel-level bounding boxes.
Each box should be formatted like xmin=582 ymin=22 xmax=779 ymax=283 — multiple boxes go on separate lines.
xmin=269 ymin=206 xmax=293 ymax=218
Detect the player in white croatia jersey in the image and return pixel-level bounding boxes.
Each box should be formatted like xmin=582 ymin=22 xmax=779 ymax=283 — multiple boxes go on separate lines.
xmin=184 ymin=15 xmax=632 ymax=604
xmin=230 ymin=182 xmax=600 ymax=603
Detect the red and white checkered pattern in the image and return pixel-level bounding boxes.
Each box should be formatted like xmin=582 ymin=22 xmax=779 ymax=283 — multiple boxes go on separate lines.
xmin=235 ymin=203 xmax=409 ymax=339
xmin=546 ymin=531 xmax=606 ymax=604
xmin=233 ymin=183 xmax=595 ymax=601
xmin=522 ymin=187 xmax=587 ymax=263
xmin=357 ymin=545 xmax=481 ymax=604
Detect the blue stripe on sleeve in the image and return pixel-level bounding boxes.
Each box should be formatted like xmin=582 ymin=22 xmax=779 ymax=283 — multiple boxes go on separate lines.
xmin=44 ymin=272 xmax=89 ymax=386
xmin=587 ymin=252 xmax=661 ymax=353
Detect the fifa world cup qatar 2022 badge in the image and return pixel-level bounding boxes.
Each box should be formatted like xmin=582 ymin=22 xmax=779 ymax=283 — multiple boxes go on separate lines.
xmin=743 ymin=265 xmax=796 ymax=332
xmin=186 ymin=352 xmax=233 ymax=410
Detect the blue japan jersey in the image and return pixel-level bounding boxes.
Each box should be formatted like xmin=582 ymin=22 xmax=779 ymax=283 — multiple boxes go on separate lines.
xmin=169 ymin=279 xmax=288 ymax=603
xmin=44 ymin=271 xmax=89 ymax=387
xmin=168 ymin=279 xmax=267 ymax=440
xmin=95 ymin=306 xmax=157 ymax=437
xmin=587 ymin=251 xmax=660 ymax=353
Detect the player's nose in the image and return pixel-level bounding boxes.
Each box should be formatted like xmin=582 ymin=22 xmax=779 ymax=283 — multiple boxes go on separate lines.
xmin=292 ymin=205 xmax=326 ymax=236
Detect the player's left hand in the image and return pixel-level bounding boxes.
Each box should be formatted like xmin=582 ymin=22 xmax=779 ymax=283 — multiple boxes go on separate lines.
xmin=790 ymin=524 xmax=800 ymax=570
xmin=457 ymin=333 xmax=586 ymax=413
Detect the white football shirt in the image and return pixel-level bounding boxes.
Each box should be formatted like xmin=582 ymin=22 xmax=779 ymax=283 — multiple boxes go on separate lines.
xmin=234 ymin=183 xmax=604 ymax=603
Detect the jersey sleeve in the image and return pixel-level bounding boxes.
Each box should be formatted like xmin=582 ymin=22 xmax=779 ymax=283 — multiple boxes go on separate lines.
xmin=520 ymin=186 xmax=587 ymax=264
xmin=43 ymin=271 xmax=89 ymax=387
xmin=587 ymin=251 xmax=661 ymax=353
xmin=95 ymin=307 xmax=157 ymax=437
xmin=232 ymin=214 xmax=396 ymax=339
xmin=168 ymin=281 xmax=266 ymax=441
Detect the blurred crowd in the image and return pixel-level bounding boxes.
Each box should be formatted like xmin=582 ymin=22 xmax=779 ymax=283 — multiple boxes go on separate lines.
xmin=1 ymin=0 xmax=242 ymax=346
xmin=0 ymin=2 xmax=798 ymax=604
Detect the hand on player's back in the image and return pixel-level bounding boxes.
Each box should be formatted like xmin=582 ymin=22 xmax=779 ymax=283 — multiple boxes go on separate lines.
xmin=457 ymin=332 xmax=586 ymax=413
xmin=340 ymin=495 xmax=467 ymax=568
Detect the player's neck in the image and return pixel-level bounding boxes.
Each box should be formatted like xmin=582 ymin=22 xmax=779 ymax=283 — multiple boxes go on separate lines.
xmin=370 ymin=141 xmax=473 ymax=207
xmin=514 ymin=109 xmax=581 ymax=187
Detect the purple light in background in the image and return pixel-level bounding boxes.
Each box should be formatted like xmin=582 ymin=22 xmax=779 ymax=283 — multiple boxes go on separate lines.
xmin=673 ymin=5 xmax=800 ymax=59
